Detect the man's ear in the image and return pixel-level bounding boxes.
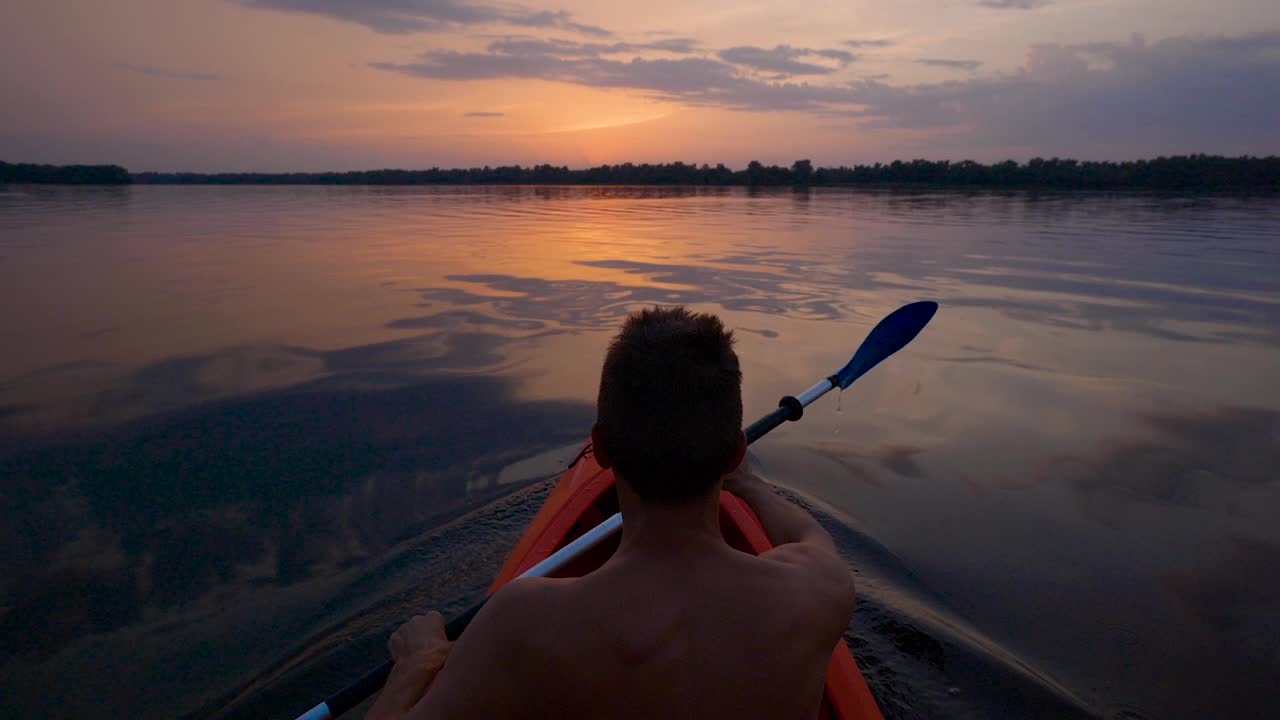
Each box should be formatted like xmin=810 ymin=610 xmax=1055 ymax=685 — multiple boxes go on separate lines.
xmin=591 ymin=423 xmax=613 ymax=469
xmin=725 ymin=431 xmax=747 ymax=473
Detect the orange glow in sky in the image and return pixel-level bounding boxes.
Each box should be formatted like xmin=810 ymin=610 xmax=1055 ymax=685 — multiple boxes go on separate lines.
xmin=2 ymin=0 xmax=1277 ymax=171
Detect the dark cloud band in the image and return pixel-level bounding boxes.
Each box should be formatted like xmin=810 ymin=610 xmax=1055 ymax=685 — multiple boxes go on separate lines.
xmin=718 ymin=45 xmax=855 ymax=75
xmin=915 ymin=58 xmax=983 ymax=70
xmin=240 ymin=0 xmax=610 ymax=36
xmin=844 ymin=38 xmax=895 ymax=48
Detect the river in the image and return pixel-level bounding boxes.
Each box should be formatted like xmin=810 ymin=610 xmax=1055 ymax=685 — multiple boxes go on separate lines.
xmin=1 ymin=185 xmax=1277 ymax=719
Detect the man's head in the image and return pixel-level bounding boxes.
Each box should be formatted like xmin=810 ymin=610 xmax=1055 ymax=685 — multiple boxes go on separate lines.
xmin=593 ymin=306 xmax=745 ymax=504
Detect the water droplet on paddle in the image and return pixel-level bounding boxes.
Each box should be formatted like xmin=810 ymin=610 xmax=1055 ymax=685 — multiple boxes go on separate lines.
xmin=833 ymin=388 xmax=843 ymax=435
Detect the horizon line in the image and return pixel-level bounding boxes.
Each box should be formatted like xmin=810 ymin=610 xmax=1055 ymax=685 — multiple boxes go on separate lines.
xmin=5 ymin=154 xmax=1280 ymax=176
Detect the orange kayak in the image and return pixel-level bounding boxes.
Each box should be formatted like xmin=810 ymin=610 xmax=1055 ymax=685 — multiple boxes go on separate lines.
xmin=490 ymin=445 xmax=886 ymax=720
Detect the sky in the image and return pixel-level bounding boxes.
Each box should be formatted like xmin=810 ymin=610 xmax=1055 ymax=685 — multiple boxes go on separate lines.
xmin=2 ymin=0 xmax=1278 ymax=171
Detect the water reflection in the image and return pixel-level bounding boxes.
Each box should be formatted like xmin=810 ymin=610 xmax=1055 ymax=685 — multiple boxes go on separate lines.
xmin=0 ymin=340 xmax=593 ymax=662
xmin=778 ymin=402 xmax=1280 ymax=719
xmin=0 ymin=186 xmax=1278 ymax=720
xmin=1065 ymin=406 xmax=1278 ymax=513
xmin=1164 ymin=537 xmax=1280 ymax=685
xmin=408 ymin=265 xmax=838 ymax=332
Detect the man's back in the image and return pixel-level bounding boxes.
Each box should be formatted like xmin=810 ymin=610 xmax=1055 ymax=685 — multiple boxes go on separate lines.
xmin=414 ymin=487 xmax=855 ymax=720
xmin=505 ymin=539 xmax=846 ymax=718
xmin=367 ymin=308 xmax=857 ymax=720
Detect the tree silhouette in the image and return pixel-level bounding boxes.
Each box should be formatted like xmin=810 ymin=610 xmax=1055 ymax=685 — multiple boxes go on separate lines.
xmin=1 ymin=161 xmax=130 ymax=184
xmin=6 ymin=156 xmax=1278 ymax=190
xmin=791 ymin=159 xmax=813 ymax=187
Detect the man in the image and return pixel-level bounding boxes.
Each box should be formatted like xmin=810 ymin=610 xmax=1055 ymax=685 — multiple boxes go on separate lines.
xmin=369 ymin=306 xmax=856 ymax=719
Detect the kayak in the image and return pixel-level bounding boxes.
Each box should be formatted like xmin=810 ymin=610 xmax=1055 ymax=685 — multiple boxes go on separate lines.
xmin=489 ymin=444 xmax=886 ymax=720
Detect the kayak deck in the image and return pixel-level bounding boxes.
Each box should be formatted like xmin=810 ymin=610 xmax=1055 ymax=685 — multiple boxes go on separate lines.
xmin=490 ymin=445 xmax=885 ymax=720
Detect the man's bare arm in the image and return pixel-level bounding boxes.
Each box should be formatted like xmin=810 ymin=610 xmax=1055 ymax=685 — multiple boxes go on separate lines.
xmin=403 ymin=579 xmax=547 ymax=719
xmin=366 ymin=613 xmax=452 ymax=720
xmin=723 ymin=463 xmax=856 ymax=624
xmin=724 ymin=464 xmax=838 ymax=553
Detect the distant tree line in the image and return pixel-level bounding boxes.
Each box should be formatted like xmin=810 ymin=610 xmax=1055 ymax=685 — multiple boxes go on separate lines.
xmin=130 ymin=156 xmax=1280 ymax=190
xmin=807 ymin=156 xmax=1280 ymax=191
xmin=6 ymin=156 xmax=1279 ymax=190
xmin=1 ymin=161 xmax=131 ymax=185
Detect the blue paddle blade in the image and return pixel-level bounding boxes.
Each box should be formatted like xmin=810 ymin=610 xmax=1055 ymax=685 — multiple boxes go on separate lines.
xmin=833 ymin=301 xmax=938 ymax=389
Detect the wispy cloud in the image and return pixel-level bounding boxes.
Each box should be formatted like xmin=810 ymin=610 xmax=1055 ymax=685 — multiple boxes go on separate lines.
xmin=504 ymin=9 xmax=609 ymax=36
xmin=377 ymin=49 xmax=739 ymax=93
xmin=464 ymin=111 xmax=504 ymax=117
xmin=718 ymin=45 xmax=855 ymax=75
xmin=115 ymin=63 xmax=219 ymax=81
xmin=645 ymin=37 xmax=701 ymax=53
xmin=372 ymin=37 xmax=856 ymax=112
xmin=239 ymin=0 xmax=610 ymax=36
xmin=481 ymin=36 xmax=698 ymax=57
xmin=915 ymin=58 xmax=983 ymax=71
xmin=978 ymin=0 xmax=1051 ymax=8
xmin=843 ymin=38 xmax=895 ymax=48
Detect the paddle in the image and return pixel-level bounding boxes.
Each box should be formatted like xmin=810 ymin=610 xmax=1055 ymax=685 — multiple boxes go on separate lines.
xmin=292 ymin=300 xmax=938 ymax=720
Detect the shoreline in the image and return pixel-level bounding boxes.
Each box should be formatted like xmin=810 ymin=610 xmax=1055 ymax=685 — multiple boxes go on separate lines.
xmin=4 ymin=156 xmax=1279 ymax=191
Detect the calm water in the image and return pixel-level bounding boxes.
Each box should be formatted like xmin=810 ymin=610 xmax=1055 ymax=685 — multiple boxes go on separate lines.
xmin=1 ymin=185 xmax=1278 ymax=719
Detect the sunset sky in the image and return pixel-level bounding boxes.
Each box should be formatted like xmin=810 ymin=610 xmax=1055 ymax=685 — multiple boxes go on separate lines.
xmin=3 ymin=0 xmax=1278 ymax=171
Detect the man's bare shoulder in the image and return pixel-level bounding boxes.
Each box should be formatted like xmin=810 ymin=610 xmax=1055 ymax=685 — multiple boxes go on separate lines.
xmin=748 ymin=543 xmax=857 ymax=629
xmin=412 ymin=577 xmax=579 ymax=718
xmin=479 ymin=576 xmax=576 ymax=634
xmin=476 ymin=575 xmax=601 ymax=656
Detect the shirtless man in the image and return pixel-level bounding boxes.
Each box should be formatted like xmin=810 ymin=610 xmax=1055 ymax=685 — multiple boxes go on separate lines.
xmin=368 ymin=306 xmax=856 ymax=719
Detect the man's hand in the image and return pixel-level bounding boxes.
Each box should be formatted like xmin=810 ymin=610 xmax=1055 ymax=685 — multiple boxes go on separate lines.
xmin=390 ymin=612 xmax=452 ymax=666
xmin=367 ymin=612 xmax=453 ymax=720
xmin=722 ymin=459 xmax=841 ymax=556
xmin=722 ymin=459 xmax=767 ymax=497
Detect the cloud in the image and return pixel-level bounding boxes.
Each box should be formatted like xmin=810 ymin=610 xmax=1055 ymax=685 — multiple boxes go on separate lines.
xmin=115 ymin=63 xmax=219 ymax=81
xmin=844 ymin=38 xmax=895 ymax=48
xmin=503 ymin=9 xmax=609 ymax=36
xmin=979 ymin=0 xmax=1051 ymax=8
xmin=717 ymin=45 xmax=855 ymax=75
xmin=482 ymin=36 xmax=698 ymax=58
xmin=373 ymin=38 xmax=855 ymax=111
xmin=464 ymin=111 xmax=504 ymax=117
xmin=375 ymin=31 xmax=1280 ymax=156
xmin=850 ymin=32 xmax=1280 ymax=154
xmin=379 ymin=51 xmax=739 ymax=93
xmin=643 ymin=37 xmax=700 ymax=53
xmin=814 ymin=49 xmax=856 ymax=61
xmin=239 ymin=0 xmax=609 ymax=36
xmin=915 ymin=58 xmax=983 ymax=71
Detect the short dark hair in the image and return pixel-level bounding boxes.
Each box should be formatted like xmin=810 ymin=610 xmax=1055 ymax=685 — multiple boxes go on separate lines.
xmin=596 ymin=306 xmax=743 ymax=503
